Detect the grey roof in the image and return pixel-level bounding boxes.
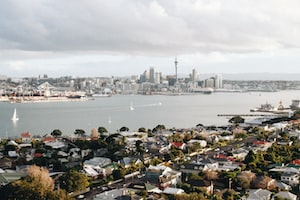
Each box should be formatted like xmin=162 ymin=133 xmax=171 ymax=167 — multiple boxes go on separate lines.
xmin=272 ymin=191 xmax=297 ymax=200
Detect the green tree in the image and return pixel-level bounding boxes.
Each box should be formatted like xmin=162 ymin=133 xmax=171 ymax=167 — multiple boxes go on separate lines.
xmin=112 ymin=168 xmax=125 ymax=180
xmin=229 ymin=115 xmax=245 ymax=124
xmin=51 ymin=129 xmax=62 ymax=138
xmin=135 ymin=140 xmax=145 ymax=156
xmin=155 ymin=124 xmax=166 ymax=130
xmin=74 ymin=129 xmax=85 ymax=137
xmin=138 ymin=127 xmax=146 ymax=133
xmin=0 ymin=165 xmax=72 ymax=200
xmin=98 ymin=126 xmax=108 ymax=134
xmin=59 ymin=170 xmax=90 ymax=193
xmin=120 ymin=126 xmax=129 ymax=132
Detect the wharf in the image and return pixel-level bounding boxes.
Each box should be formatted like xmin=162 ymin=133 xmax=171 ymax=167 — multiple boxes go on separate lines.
xmin=217 ymin=114 xmax=282 ymax=117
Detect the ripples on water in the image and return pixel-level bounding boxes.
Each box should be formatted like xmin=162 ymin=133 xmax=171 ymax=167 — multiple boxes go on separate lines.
xmin=1 ymin=90 xmax=300 ymax=138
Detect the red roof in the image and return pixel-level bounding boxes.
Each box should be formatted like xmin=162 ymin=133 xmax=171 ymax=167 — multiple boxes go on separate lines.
xmin=253 ymin=140 xmax=267 ymax=145
xmin=21 ymin=132 xmax=31 ymax=138
xmin=43 ymin=137 xmax=56 ymax=142
xmin=215 ymin=154 xmax=227 ymax=159
xmin=290 ymin=159 xmax=300 ymax=165
xmin=33 ymin=153 xmax=43 ymax=157
xmin=172 ymin=142 xmax=184 ymax=148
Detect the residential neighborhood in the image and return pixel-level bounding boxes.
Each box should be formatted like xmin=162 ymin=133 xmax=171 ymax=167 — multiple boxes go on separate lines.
xmin=0 ymin=113 xmax=300 ymax=199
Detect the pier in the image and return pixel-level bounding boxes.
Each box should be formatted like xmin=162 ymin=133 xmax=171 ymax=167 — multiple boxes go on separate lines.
xmin=217 ymin=114 xmax=283 ymax=117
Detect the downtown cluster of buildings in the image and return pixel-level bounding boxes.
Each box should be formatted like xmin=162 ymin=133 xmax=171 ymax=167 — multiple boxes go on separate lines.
xmin=0 ymin=67 xmax=224 ymax=100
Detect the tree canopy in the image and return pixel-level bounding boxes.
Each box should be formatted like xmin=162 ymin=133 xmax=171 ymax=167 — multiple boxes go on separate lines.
xmin=59 ymin=170 xmax=89 ymax=193
xmin=98 ymin=126 xmax=108 ymax=134
xmin=229 ymin=115 xmax=245 ymax=124
xmin=51 ymin=129 xmax=62 ymax=137
xmin=120 ymin=126 xmax=129 ymax=132
xmin=74 ymin=129 xmax=85 ymax=136
xmin=0 ymin=165 xmax=71 ymax=200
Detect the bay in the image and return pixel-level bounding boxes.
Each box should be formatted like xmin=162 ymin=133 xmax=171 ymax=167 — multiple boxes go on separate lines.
xmin=1 ymin=90 xmax=300 ymax=138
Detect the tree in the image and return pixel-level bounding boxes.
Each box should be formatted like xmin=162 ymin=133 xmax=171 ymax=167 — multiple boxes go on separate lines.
xmin=51 ymin=129 xmax=62 ymax=138
xmin=59 ymin=170 xmax=90 ymax=193
xmin=98 ymin=126 xmax=108 ymax=134
xmin=138 ymin=127 xmax=146 ymax=133
xmin=74 ymin=129 xmax=85 ymax=137
xmin=112 ymin=168 xmax=125 ymax=180
xmin=203 ymin=170 xmax=219 ymax=181
xmin=155 ymin=124 xmax=166 ymax=130
xmin=237 ymin=171 xmax=256 ymax=190
xmin=135 ymin=140 xmax=145 ymax=156
xmin=0 ymin=165 xmax=71 ymax=200
xmin=120 ymin=126 xmax=129 ymax=132
xmin=229 ymin=115 xmax=245 ymax=124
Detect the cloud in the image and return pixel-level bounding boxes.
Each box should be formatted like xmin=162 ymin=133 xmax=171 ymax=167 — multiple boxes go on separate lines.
xmin=0 ymin=0 xmax=299 ymax=56
xmin=0 ymin=0 xmax=300 ymax=77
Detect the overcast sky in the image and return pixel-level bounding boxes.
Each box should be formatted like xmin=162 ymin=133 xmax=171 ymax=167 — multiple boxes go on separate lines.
xmin=0 ymin=0 xmax=300 ymax=78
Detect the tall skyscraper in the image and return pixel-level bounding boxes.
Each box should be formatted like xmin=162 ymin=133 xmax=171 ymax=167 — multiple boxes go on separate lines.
xmin=191 ymin=69 xmax=199 ymax=83
xmin=149 ymin=67 xmax=155 ymax=83
xmin=155 ymin=72 xmax=161 ymax=84
xmin=215 ymin=74 xmax=223 ymax=89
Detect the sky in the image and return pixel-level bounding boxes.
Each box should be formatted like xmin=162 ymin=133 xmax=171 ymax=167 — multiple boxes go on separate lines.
xmin=0 ymin=0 xmax=300 ymax=78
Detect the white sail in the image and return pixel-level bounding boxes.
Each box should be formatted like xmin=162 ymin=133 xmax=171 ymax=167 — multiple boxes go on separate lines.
xmin=11 ymin=108 xmax=19 ymax=121
xmin=130 ymin=102 xmax=134 ymax=111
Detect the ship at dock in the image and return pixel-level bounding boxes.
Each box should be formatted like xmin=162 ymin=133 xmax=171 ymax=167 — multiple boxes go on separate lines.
xmin=250 ymin=100 xmax=287 ymax=114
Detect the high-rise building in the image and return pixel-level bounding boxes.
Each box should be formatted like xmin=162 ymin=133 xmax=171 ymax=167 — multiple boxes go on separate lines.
xmin=205 ymin=77 xmax=215 ymax=88
xmin=149 ymin=67 xmax=155 ymax=83
xmin=191 ymin=69 xmax=199 ymax=83
xmin=215 ymin=74 xmax=223 ymax=89
xmin=155 ymin=72 xmax=161 ymax=84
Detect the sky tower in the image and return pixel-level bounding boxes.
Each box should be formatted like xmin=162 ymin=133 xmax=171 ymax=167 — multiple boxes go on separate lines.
xmin=174 ymin=57 xmax=178 ymax=82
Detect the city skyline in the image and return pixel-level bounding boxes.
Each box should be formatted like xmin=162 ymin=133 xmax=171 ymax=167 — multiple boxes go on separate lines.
xmin=0 ymin=1 xmax=300 ymax=78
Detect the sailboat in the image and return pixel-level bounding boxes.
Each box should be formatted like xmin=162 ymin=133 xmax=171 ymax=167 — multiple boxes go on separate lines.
xmin=108 ymin=116 xmax=112 ymax=124
xmin=11 ymin=108 xmax=19 ymax=121
xmin=130 ymin=102 xmax=134 ymax=111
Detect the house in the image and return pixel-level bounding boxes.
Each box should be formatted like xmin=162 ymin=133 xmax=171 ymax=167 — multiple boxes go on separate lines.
xmin=0 ymin=157 xmax=13 ymax=169
xmin=271 ymin=191 xmax=298 ymax=200
xmin=146 ymin=165 xmax=181 ymax=189
xmin=84 ymin=157 xmax=112 ymax=168
xmin=242 ymin=189 xmax=272 ymax=200
xmin=83 ymin=157 xmax=112 ymax=177
xmin=200 ymin=158 xmax=219 ymax=171
xmin=45 ymin=140 xmax=66 ymax=149
xmin=276 ymin=181 xmax=292 ymax=191
xmin=290 ymin=159 xmax=300 ymax=166
xmin=252 ymin=140 xmax=273 ymax=151
xmin=0 ymin=172 xmax=27 ymax=186
xmin=187 ymin=139 xmax=207 ymax=148
xmin=179 ymin=162 xmax=204 ymax=174
xmin=120 ymin=157 xmax=138 ymax=168
xmin=281 ymin=168 xmax=299 ymax=187
xmin=170 ymin=142 xmax=186 ymax=150
xmin=232 ymin=148 xmax=249 ymax=161
xmin=163 ymin=187 xmax=184 ymax=195
xmin=21 ymin=132 xmax=31 ymax=143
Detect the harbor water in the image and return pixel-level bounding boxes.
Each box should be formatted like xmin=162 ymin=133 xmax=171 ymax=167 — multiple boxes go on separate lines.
xmin=1 ymin=90 xmax=300 ymax=138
